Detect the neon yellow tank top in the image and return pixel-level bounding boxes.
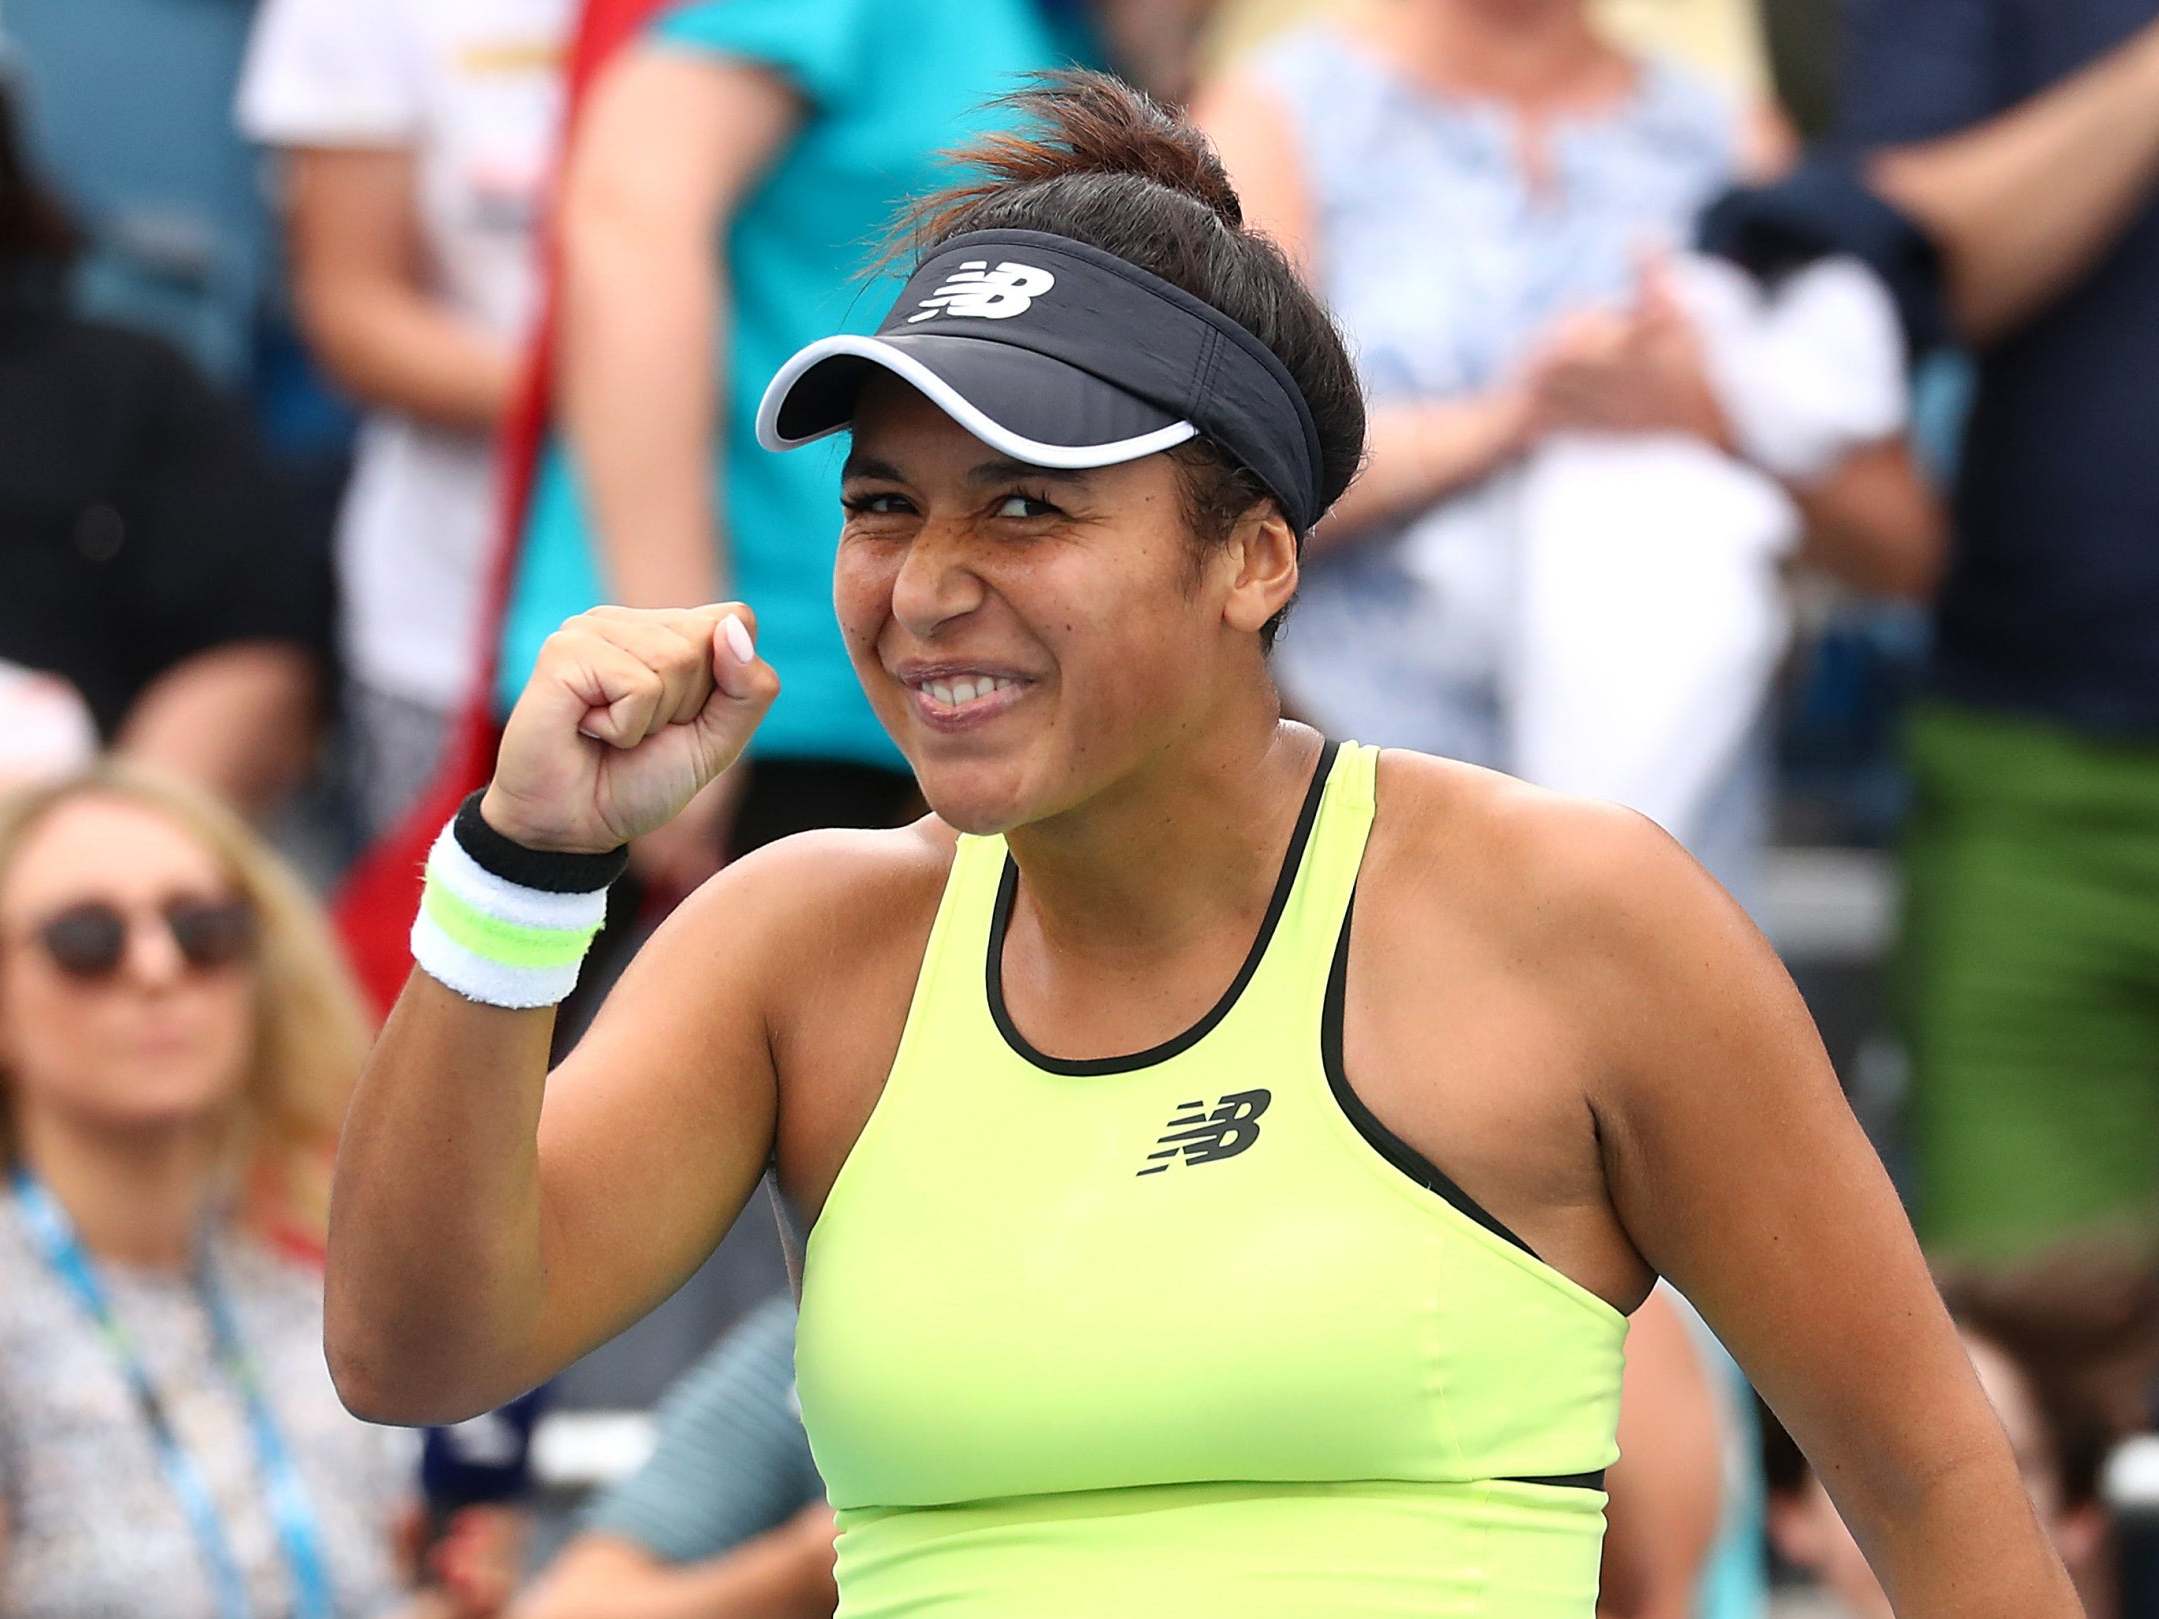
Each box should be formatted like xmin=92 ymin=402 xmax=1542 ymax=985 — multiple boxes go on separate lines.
xmin=795 ymin=741 xmax=1628 ymax=1618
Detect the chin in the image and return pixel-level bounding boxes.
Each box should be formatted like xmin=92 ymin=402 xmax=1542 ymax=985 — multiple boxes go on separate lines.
xmin=912 ymin=753 xmax=1048 ymax=838
xmin=89 ymin=1062 xmax=247 ymax=1136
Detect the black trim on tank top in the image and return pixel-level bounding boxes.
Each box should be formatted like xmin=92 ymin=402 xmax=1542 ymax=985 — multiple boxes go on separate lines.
xmin=1323 ymin=894 xmax=1540 ymax=1261
xmin=986 ymin=739 xmax=1341 ymax=1077
xmin=1502 ymin=1470 xmax=1608 ymax=1492
xmin=1331 ymin=897 xmax=1612 ymax=1498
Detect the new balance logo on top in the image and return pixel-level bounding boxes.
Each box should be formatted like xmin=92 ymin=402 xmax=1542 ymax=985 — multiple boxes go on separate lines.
xmin=1136 ymin=1090 xmax=1271 ymax=1176
xmin=907 ymin=260 xmax=1056 ymax=323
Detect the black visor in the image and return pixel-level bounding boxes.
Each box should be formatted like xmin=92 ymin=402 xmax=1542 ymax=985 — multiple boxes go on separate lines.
xmin=755 ymin=229 xmax=1324 ymax=533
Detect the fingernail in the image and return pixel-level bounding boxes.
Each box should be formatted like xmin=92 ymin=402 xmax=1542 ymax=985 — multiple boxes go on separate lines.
xmin=723 ymin=615 xmax=755 ymax=665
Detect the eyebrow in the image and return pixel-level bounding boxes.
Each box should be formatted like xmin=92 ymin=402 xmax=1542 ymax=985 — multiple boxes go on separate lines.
xmin=839 ymin=450 xmax=1096 ymax=487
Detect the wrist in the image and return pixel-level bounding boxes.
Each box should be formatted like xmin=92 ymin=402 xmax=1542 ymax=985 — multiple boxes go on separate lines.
xmin=1482 ymin=386 xmax=1538 ymax=465
xmin=476 ymin=784 xmax=626 ymax=862
xmin=410 ymin=793 xmax=625 ymax=1009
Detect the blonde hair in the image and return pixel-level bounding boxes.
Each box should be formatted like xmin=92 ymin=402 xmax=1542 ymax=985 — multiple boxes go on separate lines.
xmin=0 ymin=765 xmax=371 ymax=1250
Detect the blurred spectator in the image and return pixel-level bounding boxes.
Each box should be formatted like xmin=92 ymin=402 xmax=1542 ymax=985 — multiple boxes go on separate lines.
xmin=1841 ymin=7 xmax=2159 ymax=1261
xmin=1764 ymin=1258 xmax=2159 ymax=1619
xmin=1200 ymin=0 xmax=1777 ymax=101
xmin=495 ymin=0 xmax=1216 ymax=895
xmin=0 ymin=88 xmax=329 ymax=819
xmin=0 ymin=661 xmax=97 ymax=794
xmin=511 ymin=1297 xmax=833 ymax=1619
xmin=237 ymin=0 xmax=574 ymax=846
xmin=1599 ymin=1286 xmax=1744 ymax=1619
xmin=1196 ymin=0 xmax=1939 ymax=899
xmin=0 ymin=0 xmax=273 ymax=384
xmin=0 ymin=766 xmax=513 ymax=1617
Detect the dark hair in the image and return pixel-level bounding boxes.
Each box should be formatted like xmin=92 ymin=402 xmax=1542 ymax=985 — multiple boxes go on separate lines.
xmin=0 ymin=86 xmax=81 ymax=271
xmin=893 ymin=72 xmax=1365 ymax=650
xmin=1761 ymin=1253 xmax=2159 ymax=1513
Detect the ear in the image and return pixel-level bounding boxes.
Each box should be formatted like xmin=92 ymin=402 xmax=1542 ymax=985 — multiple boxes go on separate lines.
xmin=1218 ymin=502 xmax=1299 ymax=635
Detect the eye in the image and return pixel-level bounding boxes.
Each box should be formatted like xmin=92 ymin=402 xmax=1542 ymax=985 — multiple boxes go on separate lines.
xmin=995 ymin=493 xmax=1062 ymax=519
xmin=842 ymin=490 xmax=914 ymax=517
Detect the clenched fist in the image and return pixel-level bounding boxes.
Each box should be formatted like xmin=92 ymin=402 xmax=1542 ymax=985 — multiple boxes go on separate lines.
xmin=480 ymin=604 xmax=778 ymax=855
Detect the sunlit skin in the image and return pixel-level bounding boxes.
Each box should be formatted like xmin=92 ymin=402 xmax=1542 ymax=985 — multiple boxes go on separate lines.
xmin=831 ymin=372 xmax=1299 ymax=839
xmin=0 ymin=797 xmax=255 ymax=1138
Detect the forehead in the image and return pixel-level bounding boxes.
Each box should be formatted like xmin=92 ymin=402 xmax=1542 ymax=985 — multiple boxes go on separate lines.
xmin=0 ymin=796 xmax=227 ymax=919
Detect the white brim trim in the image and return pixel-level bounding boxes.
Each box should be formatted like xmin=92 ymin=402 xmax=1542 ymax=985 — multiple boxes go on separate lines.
xmin=754 ymin=334 xmax=1199 ymax=467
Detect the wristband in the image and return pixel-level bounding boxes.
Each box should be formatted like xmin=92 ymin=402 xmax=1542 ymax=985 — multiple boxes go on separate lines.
xmin=409 ymin=793 xmax=628 ymax=1009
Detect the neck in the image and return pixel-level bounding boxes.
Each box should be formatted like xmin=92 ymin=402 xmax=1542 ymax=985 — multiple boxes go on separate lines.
xmin=1376 ymin=0 xmax=1618 ymax=108
xmin=1002 ymin=691 xmax=1318 ymax=974
xmin=12 ymin=1104 xmax=226 ymax=1272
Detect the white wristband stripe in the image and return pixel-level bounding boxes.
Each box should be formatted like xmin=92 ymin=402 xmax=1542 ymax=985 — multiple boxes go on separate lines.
xmin=411 ymin=907 xmax=589 ymax=1009
xmin=422 ymin=823 xmax=614 ymax=932
xmin=409 ymin=818 xmax=613 ymax=1009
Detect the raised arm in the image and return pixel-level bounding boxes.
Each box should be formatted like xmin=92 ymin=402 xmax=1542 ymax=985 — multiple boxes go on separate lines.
xmin=1847 ymin=6 xmax=2159 ymax=345
xmin=1573 ymin=813 xmax=2082 ymax=1617
xmin=1192 ymin=70 xmax=1535 ymax=546
xmin=325 ymin=605 xmax=781 ymax=1424
xmin=555 ymin=47 xmax=798 ymax=611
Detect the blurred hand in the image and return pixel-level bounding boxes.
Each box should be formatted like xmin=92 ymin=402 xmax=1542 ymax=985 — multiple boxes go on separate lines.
xmin=1522 ymin=254 xmax=1734 ymax=449
xmin=390 ymin=1503 xmax=523 ymax=1619
xmin=773 ymin=1499 xmax=841 ymax=1619
xmin=481 ymin=604 xmax=778 ymax=855
xmin=428 ymin=1505 xmax=524 ymax=1617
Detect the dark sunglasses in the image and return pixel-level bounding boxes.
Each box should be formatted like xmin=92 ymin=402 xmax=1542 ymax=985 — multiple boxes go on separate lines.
xmin=30 ymin=896 xmax=257 ymax=981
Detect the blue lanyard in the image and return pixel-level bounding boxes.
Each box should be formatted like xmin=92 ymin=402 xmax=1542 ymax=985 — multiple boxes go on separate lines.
xmin=11 ymin=1168 xmax=336 ymax=1619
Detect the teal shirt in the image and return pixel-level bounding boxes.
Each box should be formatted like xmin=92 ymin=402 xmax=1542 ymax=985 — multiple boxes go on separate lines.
xmin=500 ymin=0 xmax=1091 ymax=763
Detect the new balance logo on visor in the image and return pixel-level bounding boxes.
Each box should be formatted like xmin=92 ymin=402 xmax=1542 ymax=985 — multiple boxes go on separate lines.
xmin=1136 ymin=1090 xmax=1271 ymax=1176
xmin=907 ymin=260 xmax=1056 ymax=323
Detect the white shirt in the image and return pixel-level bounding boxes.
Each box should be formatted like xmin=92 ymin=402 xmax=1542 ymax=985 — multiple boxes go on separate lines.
xmin=237 ymin=0 xmax=572 ymax=710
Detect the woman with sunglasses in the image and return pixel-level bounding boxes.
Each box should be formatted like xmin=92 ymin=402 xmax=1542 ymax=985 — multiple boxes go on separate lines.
xmin=0 ymin=767 xmax=508 ymax=1618
xmin=331 ymin=75 xmax=2079 ymax=1618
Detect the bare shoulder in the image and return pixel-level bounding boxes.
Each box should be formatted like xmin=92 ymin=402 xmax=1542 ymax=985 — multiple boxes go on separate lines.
xmin=665 ymin=813 xmax=960 ymax=994
xmin=1365 ymin=749 xmax=1771 ymax=1020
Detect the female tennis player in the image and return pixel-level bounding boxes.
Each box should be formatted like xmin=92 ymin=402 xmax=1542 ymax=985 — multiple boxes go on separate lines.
xmin=329 ymin=74 xmax=2082 ymax=1619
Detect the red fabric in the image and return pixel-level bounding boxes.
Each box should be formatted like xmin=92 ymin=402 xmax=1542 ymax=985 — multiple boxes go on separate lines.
xmin=331 ymin=0 xmax=673 ymax=1016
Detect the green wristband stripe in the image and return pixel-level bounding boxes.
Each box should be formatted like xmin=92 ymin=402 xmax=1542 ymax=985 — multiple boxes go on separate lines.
xmin=420 ymin=880 xmax=603 ymax=970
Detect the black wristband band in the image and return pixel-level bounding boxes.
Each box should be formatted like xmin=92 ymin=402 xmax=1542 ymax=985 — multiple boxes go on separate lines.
xmin=452 ymin=790 xmax=630 ymax=894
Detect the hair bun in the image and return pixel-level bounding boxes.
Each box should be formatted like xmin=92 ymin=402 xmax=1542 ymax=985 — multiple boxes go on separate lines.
xmin=927 ymin=71 xmax=1244 ymax=236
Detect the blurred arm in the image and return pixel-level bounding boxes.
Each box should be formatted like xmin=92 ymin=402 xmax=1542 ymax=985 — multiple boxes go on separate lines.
xmin=1598 ymin=1288 xmax=1725 ymax=1619
xmin=1192 ymin=69 xmax=1535 ymax=548
xmin=1787 ymin=439 xmax=1946 ymax=600
xmin=555 ymin=47 xmax=799 ymax=610
xmin=117 ymin=643 xmax=321 ymax=815
xmin=285 ymin=148 xmax=516 ymax=430
xmin=1858 ymin=14 xmax=2159 ymax=344
xmin=513 ymin=1516 xmax=836 ymax=1619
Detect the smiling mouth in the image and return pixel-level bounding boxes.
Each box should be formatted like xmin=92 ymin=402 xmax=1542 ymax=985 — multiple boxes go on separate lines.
xmin=897 ymin=668 xmax=1033 ymax=723
xmin=914 ymin=673 xmax=1021 ymax=708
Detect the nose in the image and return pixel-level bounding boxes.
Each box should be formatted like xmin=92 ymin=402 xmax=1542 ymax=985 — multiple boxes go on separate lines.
xmin=122 ymin=912 xmax=189 ymax=991
xmin=889 ymin=517 xmax=988 ymax=639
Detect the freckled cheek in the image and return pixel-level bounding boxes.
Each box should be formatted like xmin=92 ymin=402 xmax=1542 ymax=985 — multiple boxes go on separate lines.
xmin=832 ymin=550 xmax=898 ymax=664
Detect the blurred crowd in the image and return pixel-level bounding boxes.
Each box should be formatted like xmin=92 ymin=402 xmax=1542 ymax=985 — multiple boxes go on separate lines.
xmin=1 ymin=0 xmax=2157 ymax=1615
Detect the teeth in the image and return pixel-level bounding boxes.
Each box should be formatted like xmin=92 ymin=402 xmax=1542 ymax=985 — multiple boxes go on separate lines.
xmin=919 ymin=675 xmax=1015 ymax=708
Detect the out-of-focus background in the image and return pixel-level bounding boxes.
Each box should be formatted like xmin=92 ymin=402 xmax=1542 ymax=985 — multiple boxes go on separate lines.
xmin=1 ymin=0 xmax=2156 ymax=1616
